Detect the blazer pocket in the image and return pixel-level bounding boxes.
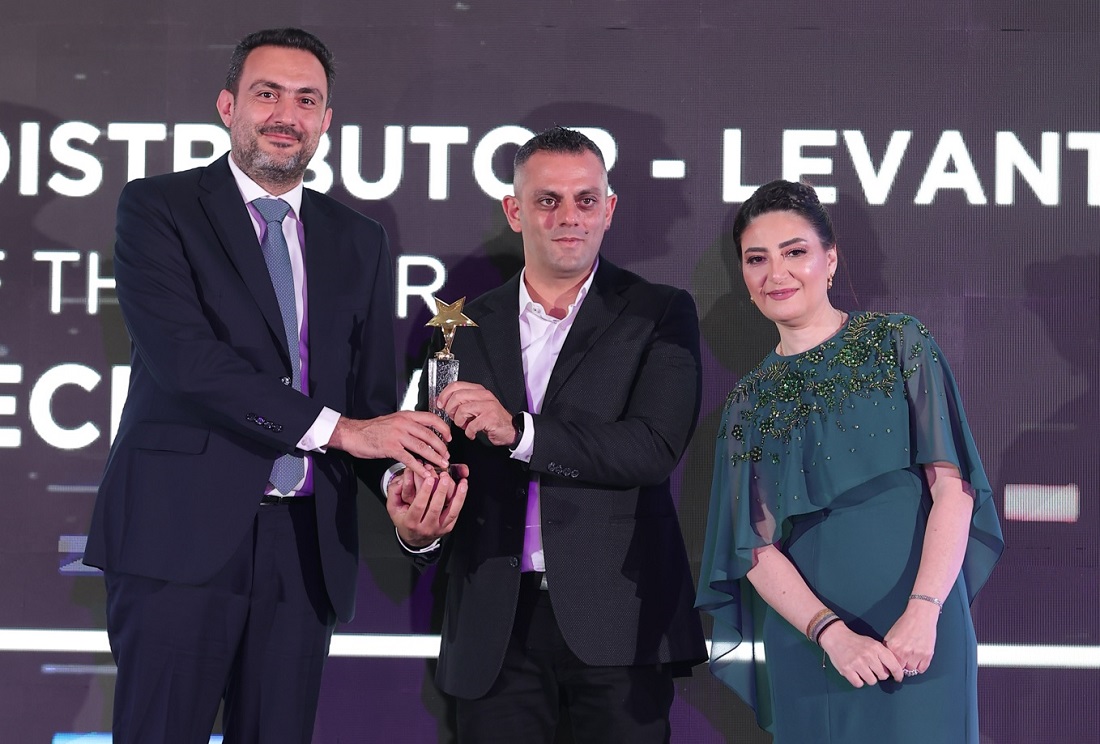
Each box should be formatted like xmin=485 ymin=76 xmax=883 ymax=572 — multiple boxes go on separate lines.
xmin=131 ymin=422 xmax=210 ymax=454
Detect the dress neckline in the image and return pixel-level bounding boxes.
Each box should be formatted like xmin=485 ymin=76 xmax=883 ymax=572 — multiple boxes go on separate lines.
xmin=771 ymin=311 xmax=854 ymax=360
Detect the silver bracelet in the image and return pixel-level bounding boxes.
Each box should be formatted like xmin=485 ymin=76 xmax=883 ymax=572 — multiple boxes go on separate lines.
xmin=909 ymin=593 xmax=943 ymax=613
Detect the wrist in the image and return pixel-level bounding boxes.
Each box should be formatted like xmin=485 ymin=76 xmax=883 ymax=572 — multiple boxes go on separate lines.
xmin=908 ymin=593 xmax=943 ymax=614
xmin=396 ymin=526 xmax=438 ymax=551
xmin=816 ymin=617 xmax=843 ymax=644
xmin=328 ymin=415 xmax=347 ymax=450
xmin=508 ymin=412 xmax=525 ymax=449
xmin=816 ymin=620 xmax=848 ymax=653
xmin=806 ymin=608 xmax=841 ymax=645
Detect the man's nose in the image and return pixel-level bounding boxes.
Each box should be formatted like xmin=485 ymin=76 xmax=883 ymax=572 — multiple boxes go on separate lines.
xmin=270 ymin=96 xmax=295 ymax=123
xmin=558 ymin=201 xmax=580 ymax=225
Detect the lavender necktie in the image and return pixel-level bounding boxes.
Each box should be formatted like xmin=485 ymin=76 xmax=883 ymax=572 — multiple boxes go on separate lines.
xmin=253 ymin=197 xmax=305 ymax=493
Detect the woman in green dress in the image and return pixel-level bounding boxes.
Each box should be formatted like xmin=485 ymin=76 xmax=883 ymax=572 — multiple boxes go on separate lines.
xmin=696 ymin=180 xmax=1003 ymax=743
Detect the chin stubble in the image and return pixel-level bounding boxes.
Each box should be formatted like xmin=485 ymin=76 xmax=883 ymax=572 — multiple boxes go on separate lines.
xmin=234 ymin=127 xmax=313 ymax=190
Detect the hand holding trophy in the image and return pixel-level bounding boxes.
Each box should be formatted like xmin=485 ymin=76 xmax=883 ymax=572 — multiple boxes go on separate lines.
xmin=386 ymin=296 xmax=476 ymax=537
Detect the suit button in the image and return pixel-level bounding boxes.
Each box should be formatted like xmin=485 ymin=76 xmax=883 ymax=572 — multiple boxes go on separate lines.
xmin=516 ymin=487 xmax=527 ymax=497
xmin=280 ymin=376 xmax=291 ymax=385
xmin=509 ymin=557 xmax=519 ymax=568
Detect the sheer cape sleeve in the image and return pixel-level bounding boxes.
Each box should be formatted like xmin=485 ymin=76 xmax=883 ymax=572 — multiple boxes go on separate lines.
xmin=695 ymin=312 xmax=1003 ymax=732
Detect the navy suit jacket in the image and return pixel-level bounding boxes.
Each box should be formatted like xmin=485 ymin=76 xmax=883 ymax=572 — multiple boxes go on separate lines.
xmin=84 ymin=154 xmax=396 ymax=622
xmin=429 ymin=259 xmax=708 ymax=699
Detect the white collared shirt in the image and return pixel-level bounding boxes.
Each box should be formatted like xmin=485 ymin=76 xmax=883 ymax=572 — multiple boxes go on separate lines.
xmin=508 ymin=261 xmax=598 ymax=462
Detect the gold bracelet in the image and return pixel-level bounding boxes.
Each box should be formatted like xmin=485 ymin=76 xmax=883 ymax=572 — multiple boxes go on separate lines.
xmin=809 ymin=612 xmax=840 ymax=645
xmin=805 ymin=608 xmax=833 ymax=642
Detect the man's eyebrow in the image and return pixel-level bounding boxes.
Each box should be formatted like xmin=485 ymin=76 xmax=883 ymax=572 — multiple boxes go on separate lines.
xmin=249 ymin=80 xmax=325 ymax=100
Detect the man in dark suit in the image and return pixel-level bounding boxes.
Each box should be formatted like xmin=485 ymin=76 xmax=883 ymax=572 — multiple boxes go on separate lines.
xmin=83 ymin=28 xmax=463 ymax=743
xmin=392 ymin=126 xmax=706 ymax=742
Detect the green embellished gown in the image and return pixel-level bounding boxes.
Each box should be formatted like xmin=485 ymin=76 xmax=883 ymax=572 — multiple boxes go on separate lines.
xmin=696 ymin=312 xmax=1003 ymax=743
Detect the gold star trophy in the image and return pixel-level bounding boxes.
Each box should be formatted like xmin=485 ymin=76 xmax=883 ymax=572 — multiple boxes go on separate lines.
xmin=425 ymin=296 xmax=478 ymax=424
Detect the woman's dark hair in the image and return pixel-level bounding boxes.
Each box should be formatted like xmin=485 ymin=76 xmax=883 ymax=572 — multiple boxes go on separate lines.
xmin=225 ymin=28 xmax=336 ymax=106
xmin=730 ymin=180 xmax=836 ymax=259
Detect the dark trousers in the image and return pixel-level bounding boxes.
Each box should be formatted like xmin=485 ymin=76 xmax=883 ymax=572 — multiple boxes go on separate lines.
xmin=105 ymin=499 xmax=336 ymax=744
xmin=456 ymin=573 xmax=674 ymax=744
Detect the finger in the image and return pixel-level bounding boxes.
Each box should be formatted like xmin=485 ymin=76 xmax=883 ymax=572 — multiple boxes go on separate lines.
xmin=386 ymin=476 xmax=417 ymax=522
xmin=386 ymin=473 xmax=409 ymax=506
xmin=404 ymin=411 xmax=452 ymax=441
xmin=386 ymin=471 xmax=404 ymax=500
xmin=407 ymin=431 xmax=449 ymax=469
xmin=415 ymin=439 xmax=449 ymax=468
xmin=445 ymin=401 xmax=473 ymax=427
xmin=463 ymin=413 xmax=488 ymax=439
xmin=438 ymin=477 xmax=469 ymax=533
xmin=384 ymin=479 xmax=405 ymax=514
xmin=880 ymin=649 xmax=905 ymax=682
xmin=399 ymin=470 xmax=417 ymax=504
xmin=406 ymin=475 xmax=439 ymax=525
xmin=448 ymin=463 xmax=470 ymax=480
xmin=408 ymin=417 xmax=450 ymax=451
xmin=395 ymin=450 xmax=432 ymax=481
xmin=424 ymin=473 xmax=453 ymax=520
xmin=437 ymin=381 xmax=476 ymax=408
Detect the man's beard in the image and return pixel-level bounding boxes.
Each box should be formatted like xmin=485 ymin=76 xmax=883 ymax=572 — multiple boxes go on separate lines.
xmin=232 ymin=125 xmax=315 ymax=191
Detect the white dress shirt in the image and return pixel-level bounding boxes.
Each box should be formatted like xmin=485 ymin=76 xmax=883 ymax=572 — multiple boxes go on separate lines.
xmin=512 ymin=262 xmax=597 ymax=572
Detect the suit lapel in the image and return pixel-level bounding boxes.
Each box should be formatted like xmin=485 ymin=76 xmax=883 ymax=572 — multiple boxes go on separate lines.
xmin=300 ymin=191 xmax=338 ymax=396
xmin=470 ymin=277 xmax=529 ymax=413
xmin=542 ymin=261 xmax=626 ymax=410
xmin=198 ymin=156 xmax=288 ymax=360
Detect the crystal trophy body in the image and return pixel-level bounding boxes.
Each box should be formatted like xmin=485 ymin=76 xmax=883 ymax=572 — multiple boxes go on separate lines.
xmin=426 ymin=296 xmax=478 ymax=425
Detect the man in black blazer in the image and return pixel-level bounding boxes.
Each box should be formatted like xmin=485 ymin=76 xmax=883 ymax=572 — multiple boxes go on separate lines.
xmin=393 ymin=127 xmax=706 ymax=742
xmin=84 ymin=28 xmax=461 ymax=743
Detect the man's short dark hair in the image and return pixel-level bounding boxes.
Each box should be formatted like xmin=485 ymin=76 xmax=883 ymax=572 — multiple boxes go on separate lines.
xmin=225 ymin=28 xmax=336 ymax=107
xmin=514 ymin=126 xmax=606 ymax=173
xmin=730 ymin=180 xmax=836 ymax=260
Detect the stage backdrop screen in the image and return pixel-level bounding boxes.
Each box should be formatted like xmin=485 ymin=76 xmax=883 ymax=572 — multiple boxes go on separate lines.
xmin=0 ymin=1 xmax=1096 ymax=741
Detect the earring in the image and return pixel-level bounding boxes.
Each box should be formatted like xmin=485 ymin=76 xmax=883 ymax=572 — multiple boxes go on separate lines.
xmin=748 ymin=296 xmax=755 ymax=305
xmin=827 ymin=275 xmax=834 ymax=289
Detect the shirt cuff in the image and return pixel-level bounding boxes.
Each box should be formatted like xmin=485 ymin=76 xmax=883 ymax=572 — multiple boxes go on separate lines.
xmin=509 ymin=411 xmax=534 ymax=463
xmin=381 ymin=462 xmax=406 ymax=495
xmin=395 ymin=527 xmax=441 ymax=554
xmin=299 ymin=406 xmax=341 ymax=452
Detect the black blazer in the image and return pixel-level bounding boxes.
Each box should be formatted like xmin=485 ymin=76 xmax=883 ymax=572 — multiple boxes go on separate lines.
xmin=430 ymin=259 xmax=708 ymax=699
xmin=84 ymin=154 xmax=395 ymax=622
